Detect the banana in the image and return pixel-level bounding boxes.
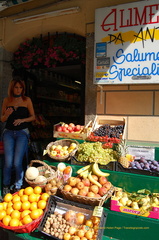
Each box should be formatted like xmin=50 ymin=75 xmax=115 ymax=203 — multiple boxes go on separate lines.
xmin=92 ymin=162 xmax=110 ymax=177
xmin=76 ymin=164 xmax=92 ymax=175
xmin=88 ymin=171 xmax=102 ymax=188
xmin=80 ymin=170 xmax=89 ymax=179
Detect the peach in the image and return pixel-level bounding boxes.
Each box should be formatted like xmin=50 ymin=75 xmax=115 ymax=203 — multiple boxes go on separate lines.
xmin=78 ymin=189 xmax=87 ymax=196
xmin=63 ymin=184 xmax=72 ymax=192
xmin=82 ymin=178 xmax=90 ymax=187
xmin=68 ymin=177 xmax=77 ymax=187
xmin=87 ymin=191 xmax=95 ymax=198
xmin=89 ymin=185 xmax=99 ymax=194
xmin=70 ymin=187 xmax=79 ymax=195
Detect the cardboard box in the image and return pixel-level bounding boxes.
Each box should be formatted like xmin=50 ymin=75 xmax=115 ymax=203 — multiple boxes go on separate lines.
xmin=92 ymin=115 xmax=127 ymax=139
xmin=53 ymin=122 xmax=92 ymax=140
xmin=110 ymin=199 xmax=159 ymax=219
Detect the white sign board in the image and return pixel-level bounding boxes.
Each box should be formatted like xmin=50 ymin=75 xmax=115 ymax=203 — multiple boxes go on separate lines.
xmin=128 ymin=146 xmax=155 ymax=160
xmin=94 ymin=0 xmax=159 ymax=84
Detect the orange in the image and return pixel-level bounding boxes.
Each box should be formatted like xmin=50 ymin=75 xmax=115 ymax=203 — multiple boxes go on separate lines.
xmin=33 ymin=186 xmax=42 ymax=195
xmin=20 ymin=210 xmax=31 ymax=219
xmin=2 ymin=215 xmax=11 ymax=226
xmin=12 ymin=194 xmax=21 ymax=203
xmin=18 ymin=189 xmax=24 ymax=197
xmin=36 ymin=194 xmax=41 ymax=202
xmin=13 ymin=201 xmax=22 ymax=211
xmin=11 ymin=210 xmax=21 ymax=219
xmin=38 ymin=208 xmax=43 ymax=217
xmin=22 ymin=215 xmax=32 ymax=225
xmin=0 ymin=210 xmax=6 ymax=220
xmin=20 ymin=195 xmax=29 ymax=203
xmin=19 ymin=220 xmax=23 ymax=226
xmin=3 ymin=193 xmax=13 ymax=202
xmin=7 ymin=202 xmax=13 ymax=208
xmin=37 ymin=200 xmax=46 ymax=210
xmin=6 ymin=207 xmax=14 ymax=215
xmin=30 ymin=209 xmax=40 ymax=220
xmin=21 ymin=201 xmax=30 ymax=211
xmin=24 ymin=187 xmax=34 ymax=196
xmin=30 ymin=202 xmax=37 ymax=211
xmin=9 ymin=218 xmax=19 ymax=227
xmin=28 ymin=193 xmax=37 ymax=203
xmin=40 ymin=193 xmax=49 ymax=201
xmin=3 ymin=202 xmax=8 ymax=210
xmin=0 ymin=203 xmax=3 ymax=211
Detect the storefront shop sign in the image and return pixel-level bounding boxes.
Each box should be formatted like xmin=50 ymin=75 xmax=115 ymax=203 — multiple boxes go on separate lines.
xmin=94 ymin=0 xmax=159 ymax=84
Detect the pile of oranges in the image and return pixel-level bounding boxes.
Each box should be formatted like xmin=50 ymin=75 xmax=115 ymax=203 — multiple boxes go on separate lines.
xmin=0 ymin=186 xmax=49 ymax=228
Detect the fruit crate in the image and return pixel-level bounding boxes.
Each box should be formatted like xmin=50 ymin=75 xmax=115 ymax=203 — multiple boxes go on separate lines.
xmin=116 ymin=162 xmax=159 ymax=177
xmin=87 ymin=116 xmax=127 ymax=142
xmin=53 ymin=122 xmax=92 ymax=140
xmin=38 ymin=195 xmax=107 ymax=240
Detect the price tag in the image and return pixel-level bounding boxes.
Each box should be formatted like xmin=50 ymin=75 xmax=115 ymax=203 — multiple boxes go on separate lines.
xmin=93 ymin=206 xmax=103 ymax=217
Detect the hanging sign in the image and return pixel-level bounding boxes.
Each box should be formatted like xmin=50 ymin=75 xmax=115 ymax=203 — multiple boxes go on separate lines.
xmin=94 ymin=0 xmax=159 ymax=84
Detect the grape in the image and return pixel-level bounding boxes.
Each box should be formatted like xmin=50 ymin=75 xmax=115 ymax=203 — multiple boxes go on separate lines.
xmin=76 ymin=141 xmax=117 ymax=165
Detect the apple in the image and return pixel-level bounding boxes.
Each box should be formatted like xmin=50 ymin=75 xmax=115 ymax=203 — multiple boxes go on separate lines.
xmin=83 ymin=186 xmax=89 ymax=193
xmin=64 ymin=124 xmax=69 ymax=128
xmin=99 ymin=176 xmax=108 ymax=185
xmin=69 ymin=123 xmax=75 ymax=129
xmin=98 ymin=187 xmax=108 ymax=197
xmin=95 ymin=193 xmax=101 ymax=198
xmin=74 ymin=125 xmax=81 ymax=131
xmin=67 ymin=126 xmax=73 ymax=132
xmin=82 ymin=178 xmax=90 ymax=187
xmin=62 ymin=126 xmax=67 ymax=132
xmin=57 ymin=126 xmax=63 ymax=132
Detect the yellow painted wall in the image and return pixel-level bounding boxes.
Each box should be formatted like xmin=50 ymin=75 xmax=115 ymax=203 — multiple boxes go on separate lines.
xmin=0 ymin=0 xmax=159 ymax=144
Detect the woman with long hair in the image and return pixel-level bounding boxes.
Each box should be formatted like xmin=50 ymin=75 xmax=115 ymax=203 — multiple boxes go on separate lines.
xmin=1 ymin=77 xmax=35 ymax=196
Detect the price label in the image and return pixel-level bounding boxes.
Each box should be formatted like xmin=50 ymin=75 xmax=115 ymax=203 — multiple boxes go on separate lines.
xmin=93 ymin=206 xmax=103 ymax=217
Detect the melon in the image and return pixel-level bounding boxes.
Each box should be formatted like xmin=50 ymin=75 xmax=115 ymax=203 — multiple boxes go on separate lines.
xmin=25 ymin=167 xmax=39 ymax=180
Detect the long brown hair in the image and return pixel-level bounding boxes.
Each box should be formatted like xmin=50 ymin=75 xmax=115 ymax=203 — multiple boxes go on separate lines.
xmin=8 ymin=77 xmax=27 ymax=101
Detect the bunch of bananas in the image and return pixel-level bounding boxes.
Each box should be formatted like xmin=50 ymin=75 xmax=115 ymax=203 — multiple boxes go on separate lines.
xmin=77 ymin=163 xmax=110 ymax=188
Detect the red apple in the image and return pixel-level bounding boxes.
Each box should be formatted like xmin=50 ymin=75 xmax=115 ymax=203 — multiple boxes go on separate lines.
xmin=62 ymin=126 xmax=67 ymax=132
xmin=67 ymin=126 xmax=73 ymax=132
xmin=69 ymin=123 xmax=75 ymax=130
xmin=64 ymin=124 xmax=69 ymax=128
xmin=98 ymin=187 xmax=108 ymax=197
xmin=99 ymin=176 xmax=108 ymax=185
xmin=82 ymin=178 xmax=91 ymax=187
xmin=95 ymin=194 xmax=101 ymax=198
xmin=57 ymin=126 xmax=63 ymax=132
xmin=74 ymin=125 xmax=81 ymax=131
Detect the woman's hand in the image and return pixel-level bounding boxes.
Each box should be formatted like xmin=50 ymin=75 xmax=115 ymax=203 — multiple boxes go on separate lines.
xmin=4 ymin=107 xmax=14 ymax=119
xmin=13 ymin=119 xmax=24 ymax=126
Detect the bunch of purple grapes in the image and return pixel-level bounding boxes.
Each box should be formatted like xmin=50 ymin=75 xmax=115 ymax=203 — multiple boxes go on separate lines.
xmin=129 ymin=157 xmax=159 ymax=172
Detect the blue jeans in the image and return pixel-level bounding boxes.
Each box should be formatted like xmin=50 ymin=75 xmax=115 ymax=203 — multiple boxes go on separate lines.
xmin=2 ymin=128 xmax=29 ymax=189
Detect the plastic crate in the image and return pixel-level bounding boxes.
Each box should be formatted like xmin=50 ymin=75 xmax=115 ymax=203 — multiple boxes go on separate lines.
xmin=38 ymin=195 xmax=107 ymax=240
